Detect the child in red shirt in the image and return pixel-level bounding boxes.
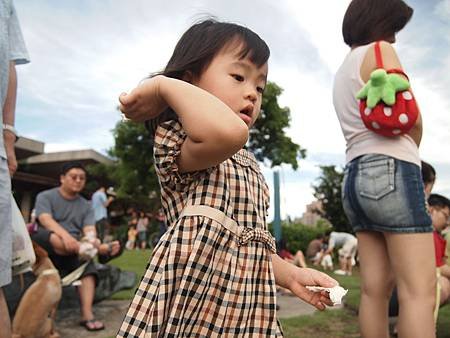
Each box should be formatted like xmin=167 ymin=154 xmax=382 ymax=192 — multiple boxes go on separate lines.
xmin=429 ymin=194 xmax=450 ymax=305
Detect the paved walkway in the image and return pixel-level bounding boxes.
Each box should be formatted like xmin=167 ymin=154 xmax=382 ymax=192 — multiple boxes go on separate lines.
xmin=55 ymin=295 xmax=343 ymax=338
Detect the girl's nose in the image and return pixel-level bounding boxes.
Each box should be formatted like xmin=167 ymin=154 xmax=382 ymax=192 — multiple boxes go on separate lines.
xmin=245 ymin=87 xmax=257 ymax=103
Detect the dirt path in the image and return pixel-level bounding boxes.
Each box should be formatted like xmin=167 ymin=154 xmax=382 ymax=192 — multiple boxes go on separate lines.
xmin=55 ymin=300 xmax=129 ymax=338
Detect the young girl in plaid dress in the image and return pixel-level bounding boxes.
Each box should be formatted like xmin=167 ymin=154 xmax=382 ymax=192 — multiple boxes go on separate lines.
xmin=117 ymin=19 xmax=337 ymax=337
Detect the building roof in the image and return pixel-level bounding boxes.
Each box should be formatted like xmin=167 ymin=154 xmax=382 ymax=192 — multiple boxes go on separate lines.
xmin=15 ymin=136 xmax=45 ymax=160
xmin=21 ymin=149 xmax=114 ymax=179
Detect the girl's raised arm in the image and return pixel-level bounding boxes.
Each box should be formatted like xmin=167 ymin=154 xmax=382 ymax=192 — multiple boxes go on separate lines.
xmin=119 ymin=75 xmax=249 ymax=173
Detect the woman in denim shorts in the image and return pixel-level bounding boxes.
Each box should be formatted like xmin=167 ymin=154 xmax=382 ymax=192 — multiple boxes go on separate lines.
xmin=333 ymin=1 xmax=436 ymax=337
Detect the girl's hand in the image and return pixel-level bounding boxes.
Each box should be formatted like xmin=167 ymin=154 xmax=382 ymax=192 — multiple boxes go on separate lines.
xmin=119 ymin=75 xmax=168 ymax=122
xmin=272 ymin=254 xmax=337 ymax=311
xmin=288 ymin=267 xmax=338 ymax=310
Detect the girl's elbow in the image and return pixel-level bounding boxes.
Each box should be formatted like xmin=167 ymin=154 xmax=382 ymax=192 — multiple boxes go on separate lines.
xmin=220 ymin=122 xmax=248 ymax=151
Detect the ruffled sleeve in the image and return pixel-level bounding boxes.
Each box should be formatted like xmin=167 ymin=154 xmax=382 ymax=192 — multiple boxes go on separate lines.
xmin=153 ymin=120 xmax=213 ymax=191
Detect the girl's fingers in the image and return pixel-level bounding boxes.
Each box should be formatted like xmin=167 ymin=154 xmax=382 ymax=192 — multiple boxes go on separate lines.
xmin=312 ymin=270 xmax=338 ymax=288
xmin=119 ymin=91 xmax=139 ymax=111
xmin=119 ymin=92 xmax=130 ymax=105
xmin=292 ymin=283 xmax=322 ymax=308
xmin=311 ymin=293 xmax=326 ymax=310
xmin=320 ymin=295 xmax=334 ymax=307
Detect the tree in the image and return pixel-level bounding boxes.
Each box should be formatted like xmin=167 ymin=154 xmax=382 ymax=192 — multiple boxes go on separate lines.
xmin=106 ymin=81 xmax=305 ymax=208
xmin=109 ymin=121 xmax=160 ymax=209
xmin=312 ymin=165 xmax=352 ymax=233
xmin=248 ymin=82 xmax=306 ymax=169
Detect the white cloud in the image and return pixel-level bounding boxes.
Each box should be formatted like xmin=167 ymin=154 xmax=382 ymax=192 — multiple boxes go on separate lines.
xmin=434 ymin=0 xmax=450 ymax=20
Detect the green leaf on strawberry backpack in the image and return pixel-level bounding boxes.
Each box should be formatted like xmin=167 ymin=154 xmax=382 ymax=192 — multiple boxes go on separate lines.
xmin=356 ymin=69 xmax=410 ymax=108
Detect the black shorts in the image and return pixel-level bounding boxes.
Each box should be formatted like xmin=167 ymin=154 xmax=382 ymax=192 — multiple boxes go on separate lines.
xmin=31 ymin=227 xmax=99 ymax=283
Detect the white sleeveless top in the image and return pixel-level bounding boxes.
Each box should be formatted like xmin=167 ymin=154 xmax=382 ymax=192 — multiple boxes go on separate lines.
xmin=333 ymin=43 xmax=420 ymax=166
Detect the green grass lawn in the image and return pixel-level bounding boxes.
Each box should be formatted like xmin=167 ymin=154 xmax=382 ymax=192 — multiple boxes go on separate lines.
xmin=108 ymin=251 xmax=450 ymax=337
xmin=279 ymin=270 xmax=361 ymax=338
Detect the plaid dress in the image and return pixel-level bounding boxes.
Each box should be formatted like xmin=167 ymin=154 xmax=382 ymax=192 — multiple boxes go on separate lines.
xmin=117 ymin=120 xmax=282 ymax=337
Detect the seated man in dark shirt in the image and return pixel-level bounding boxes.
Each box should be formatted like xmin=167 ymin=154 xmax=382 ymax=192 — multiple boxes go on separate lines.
xmin=31 ymin=162 xmax=120 ymax=331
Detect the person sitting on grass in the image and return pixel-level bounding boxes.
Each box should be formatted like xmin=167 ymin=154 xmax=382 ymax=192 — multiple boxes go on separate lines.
xmin=428 ymin=194 xmax=450 ymax=306
xmin=126 ymin=225 xmax=137 ymax=250
xmin=306 ymin=234 xmax=333 ymax=269
xmin=278 ymin=239 xmax=308 ymax=268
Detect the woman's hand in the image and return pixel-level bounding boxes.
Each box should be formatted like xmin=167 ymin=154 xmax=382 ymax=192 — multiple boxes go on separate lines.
xmin=119 ymin=75 xmax=168 ymax=122
xmin=4 ymin=131 xmax=18 ymax=175
xmin=272 ymin=254 xmax=337 ymax=310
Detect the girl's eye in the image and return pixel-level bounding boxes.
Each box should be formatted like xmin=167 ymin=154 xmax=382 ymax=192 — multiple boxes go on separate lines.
xmin=232 ymin=74 xmax=244 ymax=82
xmin=257 ymin=86 xmax=265 ymax=94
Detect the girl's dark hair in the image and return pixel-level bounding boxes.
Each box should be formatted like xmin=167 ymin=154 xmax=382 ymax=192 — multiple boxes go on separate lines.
xmin=421 ymin=160 xmax=436 ymax=185
xmin=342 ymin=0 xmax=413 ymax=47
xmin=146 ymin=19 xmax=270 ymax=136
xmin=428 ymin=194 xmax=450 ymax=210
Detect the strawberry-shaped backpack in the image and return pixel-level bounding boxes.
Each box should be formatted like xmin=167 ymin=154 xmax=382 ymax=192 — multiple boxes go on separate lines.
xmin=356 ymin=41 xmax=419 ymax=137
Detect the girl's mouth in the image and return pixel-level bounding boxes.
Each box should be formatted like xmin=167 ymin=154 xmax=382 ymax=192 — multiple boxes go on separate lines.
xmin=239 ymin=105 xmax=253 ymax=125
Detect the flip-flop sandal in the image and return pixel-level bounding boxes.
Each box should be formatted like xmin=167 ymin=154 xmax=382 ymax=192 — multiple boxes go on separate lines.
xmin=79 ymin=319 xmax=105 ymax=331
xmin=98 ymin=240 xmax=125 ymax=264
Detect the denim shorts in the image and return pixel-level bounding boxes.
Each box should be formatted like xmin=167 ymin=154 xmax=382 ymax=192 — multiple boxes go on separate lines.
xmin=342 ymin=154 xmax=432 ymax=233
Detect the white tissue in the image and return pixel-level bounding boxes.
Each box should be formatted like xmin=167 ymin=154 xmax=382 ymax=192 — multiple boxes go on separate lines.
xmin=306 ymin=285 xmax=348 ymax=305
xmin=78 ymin=242 xmax=98 ymax=260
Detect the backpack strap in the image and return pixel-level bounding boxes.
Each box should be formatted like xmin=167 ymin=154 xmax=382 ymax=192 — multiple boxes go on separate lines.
xmin=374 ymin=41 xmax=384 ymax=69
xmin=387 ymin=68 xmax=409 ymax=80
xmin=374 ymin=41 xmax=410 ymax=80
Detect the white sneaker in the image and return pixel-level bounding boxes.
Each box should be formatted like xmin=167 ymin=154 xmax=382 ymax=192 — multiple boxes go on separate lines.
xmin=333 ymin=269 xmax=347 ymax=276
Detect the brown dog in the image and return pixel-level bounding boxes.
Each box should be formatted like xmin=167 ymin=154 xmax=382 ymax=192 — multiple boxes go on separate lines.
xmin=12 ymin=243 xmax=62 ymax=338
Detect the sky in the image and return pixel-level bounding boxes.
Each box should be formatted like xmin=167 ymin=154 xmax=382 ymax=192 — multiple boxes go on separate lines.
xmin=13 ymin=0 xmax=450 ymax=220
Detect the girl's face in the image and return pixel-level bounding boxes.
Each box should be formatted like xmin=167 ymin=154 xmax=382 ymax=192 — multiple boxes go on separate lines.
xmin=192 ymin=43 xmax=268 ymax=129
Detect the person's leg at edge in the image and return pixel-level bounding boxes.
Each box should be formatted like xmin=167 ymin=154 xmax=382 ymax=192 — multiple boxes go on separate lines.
xmin=347 ymin=244 xmax=357 ymax=275
xmin=77 ymin=275 xmax=104 ymax=330
xmin=338 ymin=253 xmax=348 ymax=272
xmin=0 ymin=288 xmax=11 ymax=338
xmin=385 ymin=232 xmax=436 ymax=338
xmin=357 ymin=231 xmax=394 ymax=338
xmin=346 ymin=256 xmax=353 ymax=275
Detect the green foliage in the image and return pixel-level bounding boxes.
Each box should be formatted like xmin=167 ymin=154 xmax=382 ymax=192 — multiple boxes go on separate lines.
xmin=108 ymin=121 xmax=161 ymax=210
xmin=270 ymin=221 xmax=329 ymax=253
xmin=248 ymin=82 xmax=306 ymax=170
xmin=84 ymin=162 xmax=116 ymax=196
xmin=110 ymin=121 xmax=158 ymax=196
xmin=312 ymin=165 xmax=352 ymax=233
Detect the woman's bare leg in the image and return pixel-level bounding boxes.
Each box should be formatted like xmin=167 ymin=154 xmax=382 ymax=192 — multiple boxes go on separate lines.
xmin=385 ymin=232 xmax=436 ymax=338
xmin=357 ymin=231 xmax=394 ymax=338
